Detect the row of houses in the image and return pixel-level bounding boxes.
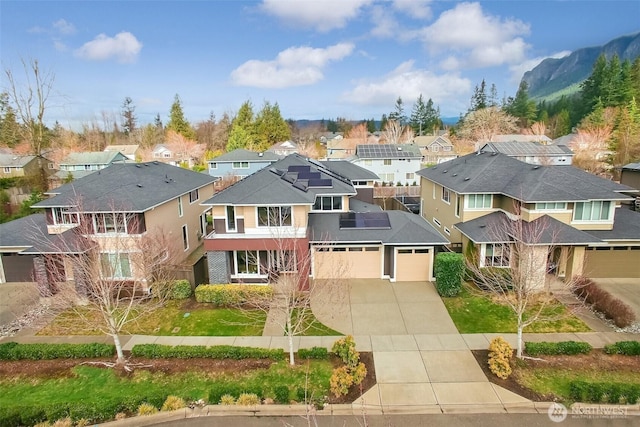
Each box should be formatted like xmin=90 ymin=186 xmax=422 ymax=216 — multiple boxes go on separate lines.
xmin=1 ymin=148 xmax=638 ymax=293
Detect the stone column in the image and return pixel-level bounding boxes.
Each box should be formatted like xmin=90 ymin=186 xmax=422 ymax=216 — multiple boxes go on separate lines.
xmin=207 ymin=251 xmax=230 ymax=284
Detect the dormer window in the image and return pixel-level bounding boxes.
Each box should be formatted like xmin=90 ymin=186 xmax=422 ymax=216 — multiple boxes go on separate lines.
xmin=573 ymin=201 xmax=612 ymax=222
xmin=52 ymin=207 xmax=79 ymax=225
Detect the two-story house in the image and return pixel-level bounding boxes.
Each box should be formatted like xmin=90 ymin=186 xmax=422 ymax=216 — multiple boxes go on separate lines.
xmin=413 ymin=135 xmax=457 ymax=165
xmin=52 ymin=151 xmax=130 ymax=186
xmin=104 ymin=144 xmax=140 ymax=161
xmin=0 ymin=162 xmax=216 ymax=292
xmin=349 ymin=144 xmax=423 ymax=186
xmin=207 ymin=149 xmax=281 ymax=182
xmin=202 ymin=154 xmax=447 ymax=286
xmin=417 ymin=152 xmax=640 ymax=289
xmin=480 ymin=141 xmax=574 ymax=165
xmin=0 ymin=154 xmax=55 ymax=179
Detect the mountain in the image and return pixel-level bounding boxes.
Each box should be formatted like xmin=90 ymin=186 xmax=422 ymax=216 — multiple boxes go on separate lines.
xmin=523 ymin=32 xmax=640 ymax=101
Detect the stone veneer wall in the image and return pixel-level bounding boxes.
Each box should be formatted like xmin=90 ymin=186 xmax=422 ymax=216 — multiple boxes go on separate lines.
xmin=207 ymin=251 xmax=230 ymax=284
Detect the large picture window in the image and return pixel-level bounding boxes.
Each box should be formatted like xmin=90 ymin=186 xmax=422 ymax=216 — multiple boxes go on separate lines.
xmin=100 ymin=253 xmax=132 ymax=279
xmin=234 ymin=250 xmax=296 ymax=275
xmin=466 ymin=194 xmax=492 ymax=209
xmin=535 ymin=202 xmax=567 ymax=210
xmin=573 ymin=201 xmax=611 ymax=221
xmin=94 ymin=213 xmax=126 ymax=234
xmin=257 ymin=206 xmax=292 ymax=227
xmin=483 ymin=244 xmax=509 ymax=267
xmin=313 ymin=196 xmax=342 ymax=211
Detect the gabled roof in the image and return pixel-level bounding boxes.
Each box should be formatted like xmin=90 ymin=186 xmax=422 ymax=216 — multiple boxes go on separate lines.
xmin=34 ymin=161 xmax=216 ymax=212
xmin=104 ymin=145 xmax=139 ymax=155
xmin=490 ymin=134 xmax=552 ymax=143
xmin=202 ymin=154 xmax=356 ymax=206
xmin=413 ymin=135 xmax=453 ymax=148
xmin=268 ymin=140 xmax=298 ymax=151
xmin=0 ymin=154 xmax=36 ymax=167
xmin=308 ymin=211 xmax=448 ymax=245
xmin=355 ymin=144 xmax=421 ymax=159
xmin=212 ymin=149 xmax=281 ymax=162
xmin=587 ymin=208 xmax=640 ymax=242
xmin=319 ymin=160 xmax=380 ymax=180
xmin=60 ymin=151 xmax=128 ymax=165
xmin=0 ymin=214 xmax=88 ymax=254
xmin=454 ymin=211 xmax=601 ymax=245
xmin=417 ymin=152 xmax=635 ymax=203
xmin=481 ymin=142 xmax=573 ymax=156
xmin=622 ymin=162 xmax=640 ymax=171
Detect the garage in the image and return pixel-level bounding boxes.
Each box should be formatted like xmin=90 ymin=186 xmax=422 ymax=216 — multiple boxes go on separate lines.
xmin=584 ymin=246 xmax=640 ymax=278
xmin=313 ymin=245 xmax=382 ymax=279
xmin=395 ymin=247 xmax=433 ymax=282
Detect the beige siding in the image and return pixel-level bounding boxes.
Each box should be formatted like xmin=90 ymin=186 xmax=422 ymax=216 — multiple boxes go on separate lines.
xmin=584 ymin=248 xmax=640 ymax=278
xmin=419 ymin=178 xmax=461 ymax=242
xmin=395 ymin=248 xmax=432 ymax=281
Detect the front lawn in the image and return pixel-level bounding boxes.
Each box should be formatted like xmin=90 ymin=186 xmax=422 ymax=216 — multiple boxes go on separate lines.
xmin=442 ymin=284 xmax=591 ymax=333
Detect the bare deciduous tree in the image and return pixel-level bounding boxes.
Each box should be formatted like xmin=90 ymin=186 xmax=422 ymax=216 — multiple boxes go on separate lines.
xmin=457 ymin=107 xmax=519 ymax=148
xmin=380 ymin=120 xmax=413 ymax=145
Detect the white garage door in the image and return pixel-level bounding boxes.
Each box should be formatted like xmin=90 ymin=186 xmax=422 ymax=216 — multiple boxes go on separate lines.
xmin=395 ymin=248 xmax=433 ymax=282
xmin=314 ymin=246 xmax=382 ymax=279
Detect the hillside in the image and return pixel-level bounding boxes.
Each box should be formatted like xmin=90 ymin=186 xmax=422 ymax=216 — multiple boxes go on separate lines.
xmin=523 ymin=32 xmax=640 ymax=101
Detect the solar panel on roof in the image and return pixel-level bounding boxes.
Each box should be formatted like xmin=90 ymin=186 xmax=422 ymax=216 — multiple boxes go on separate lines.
xmin=339 ymin=212 xmax=391 ymax=229
xmin=298 ymin=171 xmax=321 ymax=180
xmin=288 ymin=165 xmax=311 ymax=173
xmin=308 ymin=178 xmax=332 ymax=187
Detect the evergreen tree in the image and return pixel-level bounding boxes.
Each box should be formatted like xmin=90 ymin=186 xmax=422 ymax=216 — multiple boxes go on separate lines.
xmin=580 ymin=54 xmax=609 ymax=114
xmin=489 ymin=83 xmax=499 ymax=107
xmin=366 ymin=118 xmax=376 ymax=133
xmin=410 ymin=94 xmax=427 ymax=135
xmin=0 ymin=92 xmax=21 ymax=147
xmin=226 ymin=124 xmax=250 ymax=151
xmin=609 ymin=97 xmax=640 ymax=171
xmin=166 ymin=94 xmax=195 ymax=140
xmin=631 ymin=58 xmax=640 ymax=102
xmin=504 ymin=81 xmax=537 ymax=128
xmin=470 ymin=79 xmax=488 ymax=111
xmin=388 ymin=97 xmax=406 ymax=125
xmin=121 ymin=97 xmax=137 ymax=135
xmin=379 ymin=114 xmax=388 ymax=132
xmin=326 ymin=119 xmax=338 ymax=133
xmin=254 ymin=101 xmax=291 ymax=152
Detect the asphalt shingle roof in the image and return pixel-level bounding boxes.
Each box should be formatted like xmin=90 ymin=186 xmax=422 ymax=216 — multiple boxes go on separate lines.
xmin=60 ymin=151 xmax=128 ymax=165
xmin=0 ymin=214 xmax=87 ymax=254
xmin=587 ymin=208 xmax=640 ymax=242
xmin=202 ymin=154 xmax=356 ymax=206
xmin=319 ymin=160 xmax=380 ymax=180
xmin=481 ymin=142 xmax=573 ymax=156
xmin=34 ymin=162 xmax=216 ymax=212
xmin=212 ymin=149 xmax=281 ymax=162
xmin=417 ymin=152 xmax=635 ymax=203
xmin=0 ymin=154 xmax=36 ymax=167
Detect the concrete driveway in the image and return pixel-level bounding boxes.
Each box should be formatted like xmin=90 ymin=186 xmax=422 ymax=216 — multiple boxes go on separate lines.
xmin=312 ymin=279 xmax=458 ymax=336
xmin=0 ymin=282 xmax=40 ymax=326
xmin=591 ymin=278 xmax=640 ymax=319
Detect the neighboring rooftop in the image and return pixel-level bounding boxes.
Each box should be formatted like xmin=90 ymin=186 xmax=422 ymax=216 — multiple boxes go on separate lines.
xmin=104 ymin=145 xmax=139 ymax=156
xmin=622 ymin=162 xmax=640 ymax=171
xmin=355 ymin=144 xmax=421 ymax=159
xmin=481 ymin=141 xmax=573 ymax=156
xmin=0 ymin=154 xmax=36 ymax=167
xmin=60 ymin=151 xmax=129 ymax=165
xmin=211 ymin=149 xmax=281 ymax=163
xmin=0 ymin=214 xmax=87 ymax=254
xmin=319 ymin=160 xmax=380 ymax=181
xmin=489 ymin=134 xmax=552 ymax=144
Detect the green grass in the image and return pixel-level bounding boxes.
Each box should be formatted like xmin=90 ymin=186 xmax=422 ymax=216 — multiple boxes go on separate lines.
xmin=442 ymin=284 xmax=591 ymax=334
xmin=292 ymin=308 xmax=343 ymax=336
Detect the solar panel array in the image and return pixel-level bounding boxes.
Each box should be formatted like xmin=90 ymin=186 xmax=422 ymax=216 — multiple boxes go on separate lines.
xmin=356 ymin=144 xmax=419 ymax=159
xmin=339 ymin=212 xmax=391 ymax=229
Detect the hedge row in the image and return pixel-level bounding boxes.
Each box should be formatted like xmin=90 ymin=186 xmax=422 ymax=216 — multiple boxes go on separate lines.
xmin=604 ymin=341 xmax=640 ymax=356
xmin=0 ymin=342 xmax=115 ymax=360
xmin=131 ymin=344 xmax=284 ymax=360
xmin=524 ymin=341 xmax=592 ymax=356
xmin=0 ymin=392 xmax=166 ymax=426
xmin=297 ymin=346 xmax=329 ymax=359
xmin=569 ymin=381 xmax=640 ymax=404
xmin=195 ymin=284 xmax=273 ymax=306
xmin=434 ymin=252 xmax=464 ymax=297
xmin=573 ymin=276 xmax=636 ymax=328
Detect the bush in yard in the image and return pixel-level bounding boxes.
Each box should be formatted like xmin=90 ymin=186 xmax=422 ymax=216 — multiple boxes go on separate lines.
xmin=236 ymin=393 xmax=260 ymax=406
xmin=569 ymin=381 xmax=640 ymax=404
xmin=161 ymin=396 xmax=186 ymax=411
xmin=572 ymin=276 xmax=636 ymax=328
xmin=434 ymin=252 xmax=464 ymax=297
xmin=604 ymin=341 xmax=640 ymax=356
xmin=136 ymin=403 xmax=158 ymax=416
xmin=131 ymin=344 xmax=284 ymax=360
xmin=273 ymin=385 xmax=290 ymax=404
xmin=488 ymin=337 xmax=513 ymax=379
xmin=525 ymin=341 xmax=592 ymax=356
xmin=0 ymin=342 xmax=115 ymax=360
xmin=331 ymin=335 xmax=359 ymax=367
xmin=220 ymin=395 xmax=236 ymax=405
xmin=351 ymin=362 xmax=367 ymax=385
xmin=194 ymin=284 xmax=273 ymax=306
xmin=298 ymin=346 xmax=329 ymax=359
xmin=330 ymin=366 xmax=353 ymax=397
xmin=170 ymin=280 xmax=192 ymax=299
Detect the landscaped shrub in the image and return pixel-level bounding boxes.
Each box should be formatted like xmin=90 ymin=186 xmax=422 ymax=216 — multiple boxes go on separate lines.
xmin=525 ymin=341 xmax=592 ymax=356
xmin=572 ymin=276 xmax=636 ymax=328
xmin=0 ymin=342 xmax=115 ymax=360
xmin=331 ymin=335 xmax=359 ymax=367
xmin=171 ymin=280 xmax=192 ymax=300
xmin=569 ymin=381 xmax=640 ymax=404
xmin=488 ymin=337 xmax=513 ymax=379
xmin=236 ymin=393 xmax=260 ymax=406
xmin=351 ymin=362 xmax=367 ymax=385
xmin=329 ymin=366 xmax=353 ymax=397
xmin=273 ymin=385 xmax=290 ymax=404
xmin=137 ymin=403 xmax=158 ymax=416
xmin=296 ymin=387 xmax=307 ymax=402
xmin=329 ymin=336 xmax=366 ymax=398
xmin=209 ymin=383 xmax=242 ymax=404
xmin=131 ymin=344 xmax=284 ymax=360
xmin=298 ymin=346 xmax=329 ymax=359
xmin=604 ymin=341 xmax=640 ymax=355
xmin=161 ymin=396 xmax=186 ymax=411
xmin=194 ymin=284 xmax=273 ymax=306
xmin=434 ymin=252 xmax=465 ymax=297
xmin=220 ymin=395 xmax=236 ymax=405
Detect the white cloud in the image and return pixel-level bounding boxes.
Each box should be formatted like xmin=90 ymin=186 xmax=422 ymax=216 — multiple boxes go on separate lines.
xmin=418 ymin=2 xmax=530 ymax=69
xmin=231 ymin=43 xmax=354 ymax=88
xmin=53 ymin=40 xmax=68 ymax=52
xmin=509 ymin=50 xmax=572 ymax=84
xmin=52 ymin=19 xmax=76 ymax=35
xmin=343 ymin=60 xmax=471 ymax=108
xmin=393 ymin=0 xmax=432 ymax=20
xmin=370 ymin=5 xmax=398 ymax=38
xmin=74 ymin=32 xmax=143 ymax=63
xmin=260 ymin=0 xmax=372 ymax=32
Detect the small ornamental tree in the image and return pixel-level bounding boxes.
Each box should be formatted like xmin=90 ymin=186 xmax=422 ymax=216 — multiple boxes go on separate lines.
xmin=434 ymin=252 xmax=464 ymax=297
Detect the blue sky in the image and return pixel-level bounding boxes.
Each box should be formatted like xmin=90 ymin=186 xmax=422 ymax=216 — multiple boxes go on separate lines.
xmin=1 ymin=0 xmax=639 ymax=130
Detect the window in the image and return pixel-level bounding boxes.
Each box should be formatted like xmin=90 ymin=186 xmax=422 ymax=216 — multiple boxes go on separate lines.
xmin=48 ymin=163 xmax=54 ymax=169
xmin=189 ymin=189 xmax=199 ymax=203
xmin=455 ymin=195 xmax=462 ymax=217
xmin=398 ymin=249 xmax=412 ymax=254
xmin=94 ymin=213 xmax=126 ymax=234
xmin=433 ymin=217 xmax=441 ymax=227
xmin=234 ymin=250 xmax=296 ymax=275
xmin=226 ymin=206 xmax=236 ymax=231
xmin=3 ymin=167 xmax=10 ymax=173
xmin=443 ymin=146 xmax=452 ymax=152
xmin=52 ymin=207 xmax=79 ymax=225
xmin=484 ymin=244 xmax=509 ymax=267
xmin=100 ymin=253 xmax=131 ymax=279
xmin=573 ymin=201 xmax=612 ymax=221
xmin=232 ymin=161 xmax=249 ymax=169
xmin=257 ymin=206 xmax=292 ymax=227
xmin=210 ymin=162 xmax=217 ymax=169
xmin=444 ymin=227 xmax=451 ymax=235
xmin=182 ymin=225 xmax=189 ymax=250
xmin=379 ymin=173 xmax=394 ymax=183
xmin=466 ymin=194 xmax=492 ymax=209
xmin=177 ymin=197 xmax=183 ymax=217
xmin=441 ymin=187 xmax=451 ymax=204
xmin=406 ymin=173 xmax=415 ymax=180
xmin=364 ymin=160 xmax=372 ymax=166
xmin=535 ymin=202 xmax=567 ymax=210
xmin=313 ymin=196 xmax=342 ymax=211
xmin=353 ymin=180 xmax=367 ymax=186
xmin=348 ymin=247 xmax=363 ymax=252
xmin=163 ymin=152 xmax=171 ymax=158
xmin=84 ymin=164 xmax=91 ymax=170
xmin=365 ymin=247 xmax=379 ymax=252
xmin=432 ymin=145 xmax=439 ymax=152
xmin=383 ymin=159 xmax=392 ymax=166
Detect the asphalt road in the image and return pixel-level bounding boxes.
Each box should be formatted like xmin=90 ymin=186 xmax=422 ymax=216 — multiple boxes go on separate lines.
xmin=153 ymin=413 xmax=637 ymax=427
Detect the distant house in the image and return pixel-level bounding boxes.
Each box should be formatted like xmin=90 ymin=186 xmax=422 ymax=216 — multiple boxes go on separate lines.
xmin=490 ymin=134 xmax=552 ymax=144
xmin=621 ymin=163 xmax=640 ymax=193
xmin=207 ymin=149 xmax=281 ymax=183
xmin=0 ymin=154 xmax=55 ymax=179
xmin=51 ymin=151 xmax=130 ymax=186
xmin=319 ymin=160 xmax=380 ymax=204
xmin=104 ymin=144 xmax=140 ymax=161
xmin=152 ymin=144 xmax=174 ymax=162
xmin=479 ymin=141 xmax=574 ymax=165
xmin=319 ymin=132 xmax=344 ymax=144
xmin=350 ymin=144 xmax=422 ymax=186
xmin=413 ymin=135 xmax=457 ymax=164
xmin=268 ymin=140 xmax=298 ymax=156
xmin=326 ymin=138 xmax=359 ymax=160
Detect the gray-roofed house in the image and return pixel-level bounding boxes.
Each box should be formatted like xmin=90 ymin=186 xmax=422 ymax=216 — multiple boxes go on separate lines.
xmin=350 ymin=144 xmax=423 ymax=186
xmin=0 ymin=153 xmax=55 ymax=179
xmin=267 ymin=140 xmax=298 ymax=156
xmin=201 ymin=154 xmax=447 ymax=286
xmin=207 ymin=149 xmax=281 ymax=184
xmin=104 ymin=144 xmax=140 ymax=161
xmin=0 ymin=161 xmax=217 ymax=293
xmin=417 ymin=151 xmax=640 ymax=289
xmin=621 ymin=162 xmax=640 ymax=192
xmin=480 ymin=141 xmax=574 ymax=165
xmin=413 ymin=135 xmax=457 ymax=165
xmin=52 ymin=151 xmax=130 ymax=186
xmin=319 ymin=160 xmax=379 ymax=203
